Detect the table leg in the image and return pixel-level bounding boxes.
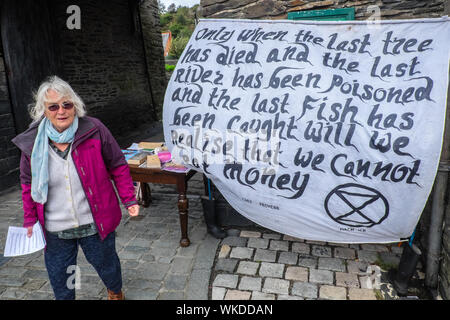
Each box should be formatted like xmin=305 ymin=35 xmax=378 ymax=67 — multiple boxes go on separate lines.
xmin=177 ymin=179 xmax=190 ymax=247
xmin=139 ymin=183 xmax=152 ymax=208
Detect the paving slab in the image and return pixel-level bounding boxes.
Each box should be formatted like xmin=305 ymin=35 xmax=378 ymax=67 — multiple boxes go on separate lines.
xmin=291 ymin=281 xmax=318 ymax=299
xmin=319 ymin=285 xmax=347 ymax=300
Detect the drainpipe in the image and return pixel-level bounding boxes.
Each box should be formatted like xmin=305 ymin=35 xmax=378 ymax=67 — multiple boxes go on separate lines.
xmin=425 ymin=66 xmax=450 ymax=291
xmin=425 ymin=163 xmax=449 ymax=289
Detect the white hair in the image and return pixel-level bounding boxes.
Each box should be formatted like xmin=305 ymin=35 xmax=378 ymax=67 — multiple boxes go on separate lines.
xmin=29 ymin=75 xmax=86 ymax=123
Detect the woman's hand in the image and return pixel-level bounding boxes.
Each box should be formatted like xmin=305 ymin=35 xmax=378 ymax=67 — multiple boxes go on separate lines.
xmin=27 ymin=226 xmax=33 ymax=238
xmin=128 ymin=204 xmax=140 ymax=217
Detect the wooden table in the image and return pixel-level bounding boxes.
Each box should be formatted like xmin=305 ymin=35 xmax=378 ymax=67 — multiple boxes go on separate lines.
xmin=128 ymin=164 xmax=196 ymax=247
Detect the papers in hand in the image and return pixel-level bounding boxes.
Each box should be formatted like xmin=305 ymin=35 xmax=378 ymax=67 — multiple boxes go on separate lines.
xmin=3 ymin=222 xmax=46 ymax=257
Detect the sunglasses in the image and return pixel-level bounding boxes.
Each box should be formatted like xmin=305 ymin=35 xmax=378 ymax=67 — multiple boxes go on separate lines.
xmin=47 ymin=101 xmax=74 ymax=112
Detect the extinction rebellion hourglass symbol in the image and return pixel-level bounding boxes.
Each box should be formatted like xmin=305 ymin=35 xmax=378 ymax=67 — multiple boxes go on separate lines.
xmin=324 ymin=183 xmax=389 ymax=228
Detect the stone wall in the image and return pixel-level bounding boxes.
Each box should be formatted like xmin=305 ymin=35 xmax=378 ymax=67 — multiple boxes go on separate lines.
xmin=0 ymin=0 xmax=167 ymax=192
xmin=140 ymin=0 xmax=169 ymax=120
xmin=442 ymin=199 xmax=450 ymax=299
xmin=0 ymin=50 xmax=20 ymax=191
xmin=200 ymin=0 xmax=445 ymax=20
xmin=198 ymin=0 xmax=450 ymax=299
xmin=52 ymin=0 xmax=157 ymax=137
xmin=439 ymin=0 xmax=450 ymax=301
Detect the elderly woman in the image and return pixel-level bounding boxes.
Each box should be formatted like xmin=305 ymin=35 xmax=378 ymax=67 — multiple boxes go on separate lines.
xmin=11 ymin=75 xmax=139 ymax=300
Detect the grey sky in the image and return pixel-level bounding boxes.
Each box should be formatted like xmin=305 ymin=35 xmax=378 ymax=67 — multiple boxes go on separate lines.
xmin=159 ymin=0 xmax=200 ymax=9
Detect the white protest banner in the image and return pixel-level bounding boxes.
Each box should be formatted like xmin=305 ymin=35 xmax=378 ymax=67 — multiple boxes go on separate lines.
xmin=163 ymin=18 xmax=450 ymax=243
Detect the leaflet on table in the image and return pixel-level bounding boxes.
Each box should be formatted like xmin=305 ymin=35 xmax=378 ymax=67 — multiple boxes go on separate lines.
xmin=122 ymin=149 xmax=140 ymax=161
xmin=127 ymin=142 xmax=140 ymax=150
xmin=122 ymin=148 xmax=156 ymax=165
xmin=162 ymin=161 xmax=190 ymax=173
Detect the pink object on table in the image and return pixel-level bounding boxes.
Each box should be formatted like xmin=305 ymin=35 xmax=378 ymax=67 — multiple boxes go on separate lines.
xmin=157 ymin=151 xmax=171 ymax=163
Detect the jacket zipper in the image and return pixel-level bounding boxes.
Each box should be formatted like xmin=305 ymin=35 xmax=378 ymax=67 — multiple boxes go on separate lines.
xmin=71 ymin=126 xmax=103 ymax=237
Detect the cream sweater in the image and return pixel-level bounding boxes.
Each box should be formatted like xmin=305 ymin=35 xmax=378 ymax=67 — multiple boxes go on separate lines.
xmin=44 ymin=145 xmax=94 ymax=232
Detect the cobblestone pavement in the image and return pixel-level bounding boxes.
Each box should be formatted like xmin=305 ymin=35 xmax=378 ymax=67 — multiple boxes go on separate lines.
xmin=0 ymin=172 xmax=424 ymax=300
xmin=210 ymin=229 xmax=423 ymax=300
xmin=0 ymin=174 xmax=220 ymax=300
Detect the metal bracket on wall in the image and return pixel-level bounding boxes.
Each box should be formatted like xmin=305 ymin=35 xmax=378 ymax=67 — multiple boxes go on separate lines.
xmin=438 ymin=160 xmax=450 ymax=172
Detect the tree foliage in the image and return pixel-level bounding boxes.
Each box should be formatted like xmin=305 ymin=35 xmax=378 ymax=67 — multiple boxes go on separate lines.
xmin=169 ymin=36 xmax=190 ymax=59
xmin=160 ymin=3 xmax=198 ymax=59
xmin=157 ymin=0 xmax=165 ymax=14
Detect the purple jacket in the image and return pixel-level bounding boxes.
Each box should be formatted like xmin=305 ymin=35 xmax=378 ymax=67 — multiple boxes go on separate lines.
xmin=11 ymin=116 xmax=137 ymax=240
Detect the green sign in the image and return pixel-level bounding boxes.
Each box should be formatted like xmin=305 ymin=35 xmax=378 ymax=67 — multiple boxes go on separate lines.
xmin=287 ymin=8 xmax=355 ymax=21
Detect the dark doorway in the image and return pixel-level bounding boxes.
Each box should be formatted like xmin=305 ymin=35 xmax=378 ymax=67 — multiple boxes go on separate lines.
xmin=0 ymin=0 xmax=63 ymax=133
